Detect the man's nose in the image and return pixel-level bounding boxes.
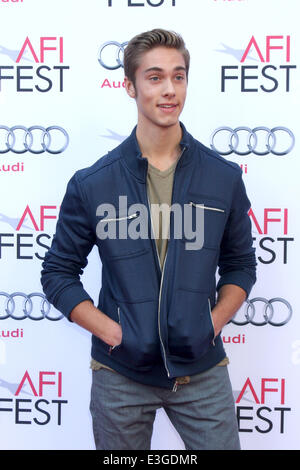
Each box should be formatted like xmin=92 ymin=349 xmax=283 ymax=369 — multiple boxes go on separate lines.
xmin=162 ymin=78 xmax=176 ymax=96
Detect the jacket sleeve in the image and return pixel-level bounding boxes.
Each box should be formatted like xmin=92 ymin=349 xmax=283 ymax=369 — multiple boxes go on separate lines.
xmin=216 ymin=170 xmax=257 ymax=298
xmin=40 ymin=171 xmax=96 ymax=320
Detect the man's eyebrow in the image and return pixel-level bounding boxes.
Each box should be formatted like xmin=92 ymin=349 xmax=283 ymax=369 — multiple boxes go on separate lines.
xmin=143 ymin=66 xmax=186 ymax=74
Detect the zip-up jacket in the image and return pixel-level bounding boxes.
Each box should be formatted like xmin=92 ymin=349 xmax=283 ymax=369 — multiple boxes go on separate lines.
xmin=41 ymin=123 xmax=257 ymax=390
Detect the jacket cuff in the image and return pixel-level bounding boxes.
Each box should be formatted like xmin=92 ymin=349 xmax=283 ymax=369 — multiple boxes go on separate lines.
xmin=54 ymin=286 xmax=94 ymax=321
xmin=216 ymin=271 xmax=256 ymax=299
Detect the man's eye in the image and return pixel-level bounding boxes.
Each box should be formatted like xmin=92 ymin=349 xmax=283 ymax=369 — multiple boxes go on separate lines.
xmin=150 ymin=76 xmax=160 ymax=81
xmin=175 ymin=75 xmax=184 ymax=80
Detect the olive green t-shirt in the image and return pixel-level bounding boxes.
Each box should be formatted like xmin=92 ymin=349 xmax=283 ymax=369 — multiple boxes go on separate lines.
xmin=146 ymin=158 xmax=179 ymax=269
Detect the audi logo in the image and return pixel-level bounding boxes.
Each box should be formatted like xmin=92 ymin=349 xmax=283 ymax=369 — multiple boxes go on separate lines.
xmin=0 ymin=125 xmax=69 ymax=154
xmin=230 ymin=297 xmax=292 ymax=326
xmin=210 ymin=126 xmax=295 ymax=156
xmin=0 ymin=292 xmax=64 ymax=321
xmin=98 ymin=41 xmax=128 ymax=70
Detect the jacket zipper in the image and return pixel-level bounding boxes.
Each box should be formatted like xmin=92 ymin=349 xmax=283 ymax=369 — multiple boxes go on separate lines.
xmin=147 ymin=192 xmax=171 ymax=378
xmin=189 ymin=202 xmax=225 ymax=213
xmin=172 ymin=381 xmax=178 ymax=392
xmin=146 ymin=147 xmax=186 ymax=386
xmin=158 ymin=250 xmax=170 ymax=377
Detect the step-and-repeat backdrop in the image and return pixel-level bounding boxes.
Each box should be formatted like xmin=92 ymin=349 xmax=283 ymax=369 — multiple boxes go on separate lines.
xmin=0 ymin=0 xmax=299 ymax=450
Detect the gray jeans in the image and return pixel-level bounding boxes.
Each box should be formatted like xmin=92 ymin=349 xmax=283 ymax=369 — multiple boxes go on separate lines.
xmin=89 ymin=364 xmax=240 ymax=450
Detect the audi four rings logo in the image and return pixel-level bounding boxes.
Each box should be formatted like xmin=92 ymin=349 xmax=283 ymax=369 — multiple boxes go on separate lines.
xmin=0 ymin=292 xmax=64 ymax=321
xmin=230 ymin=297 xmax=292 ymax=326
xmin=0 ymin=293 xmax=291 ymax=325
xmin=210 ymin=126 xmax=295 ymax=156
xmin=98 ymin=41 xmax=128 ymax=70
xmin=0 ymin=126 xmax=69 ymax=154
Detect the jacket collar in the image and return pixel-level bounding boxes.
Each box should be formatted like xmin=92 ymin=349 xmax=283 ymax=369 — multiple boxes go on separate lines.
xmin=120 ymin=122 xmax=194 ymax=182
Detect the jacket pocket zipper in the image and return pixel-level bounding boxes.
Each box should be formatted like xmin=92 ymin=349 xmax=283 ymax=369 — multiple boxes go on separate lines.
xmin=208 ymin=298 xmax=216 ymax=346
xmin=108 ymin=306 xmax=122 ymax=355
xmin=99 ymin=212 xmax=139 ymax=223
xmin=189 ymin=201 xmax=225 ymax=213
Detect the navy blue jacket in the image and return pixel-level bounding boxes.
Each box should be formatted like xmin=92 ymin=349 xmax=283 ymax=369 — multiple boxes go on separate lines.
xmin=41 ymin=123 xmax=256 ymax=390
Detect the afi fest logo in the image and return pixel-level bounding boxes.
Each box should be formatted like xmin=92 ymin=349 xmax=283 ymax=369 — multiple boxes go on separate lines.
xmin=219 ymin=35 xmax=296 ymax=92
xmin=249 ymin=207 xmax=293 ymax=265
xmin=0 ymin=370 xmax=68 ymax=425
xmin=0 ymin=36 xmax=69 ymax=93
xmin=235 ymin=377 xmax=291 ymax=434
xmin=0 ymin=204 xmax=59 ymax=261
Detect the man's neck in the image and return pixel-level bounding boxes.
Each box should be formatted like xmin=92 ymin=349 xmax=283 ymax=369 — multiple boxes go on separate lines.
xmin=136 ymin=122 xmax=182 ymax=171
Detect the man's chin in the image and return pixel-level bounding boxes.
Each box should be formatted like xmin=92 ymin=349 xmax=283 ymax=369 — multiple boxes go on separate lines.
xmin=155 ymin=118 xmax=181 ymax=129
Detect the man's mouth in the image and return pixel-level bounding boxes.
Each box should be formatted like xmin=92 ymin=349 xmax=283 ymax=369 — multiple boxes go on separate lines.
xmin=158 ymin=103 xmax=178 ymax=112
xmin=158 ymin=104 xmax=177 ymax=108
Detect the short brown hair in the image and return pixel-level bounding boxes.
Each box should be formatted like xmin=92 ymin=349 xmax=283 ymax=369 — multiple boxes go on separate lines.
xmin=124 ymin=28 xmax=190 ymax=86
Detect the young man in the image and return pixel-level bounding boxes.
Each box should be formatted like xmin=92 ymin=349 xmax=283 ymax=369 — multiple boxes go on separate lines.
xmin=41 ymin=29 xmax=256 ymax=450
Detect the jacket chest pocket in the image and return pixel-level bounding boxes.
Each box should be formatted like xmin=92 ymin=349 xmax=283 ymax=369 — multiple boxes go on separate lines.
xmin=174 ymin=198 xmax=227 ymax=292
xmin=96 ymin=210 xmax=149 ymax=259
xmin=180 ymin=199 xmax=227 ymax=251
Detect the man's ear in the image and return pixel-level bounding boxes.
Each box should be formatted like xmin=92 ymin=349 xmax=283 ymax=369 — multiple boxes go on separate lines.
xmin=124 ymin=76 xmax=136 ymax=98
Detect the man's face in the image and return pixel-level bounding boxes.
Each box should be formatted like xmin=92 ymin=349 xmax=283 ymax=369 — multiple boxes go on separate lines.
xmin=126 ymin=46 xmax=188 ymax=130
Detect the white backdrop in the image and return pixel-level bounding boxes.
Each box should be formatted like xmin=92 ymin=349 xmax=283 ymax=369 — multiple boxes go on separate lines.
xmin=0 ymin=0 xmax=299 ymax=450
